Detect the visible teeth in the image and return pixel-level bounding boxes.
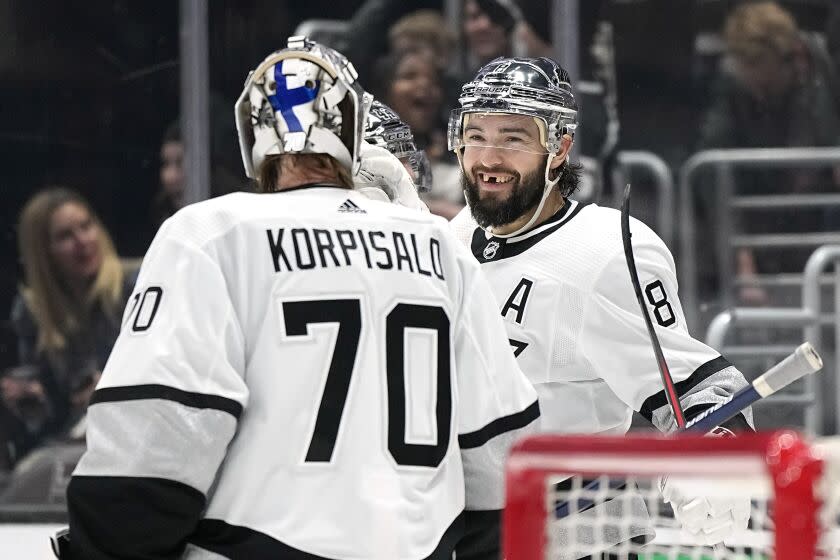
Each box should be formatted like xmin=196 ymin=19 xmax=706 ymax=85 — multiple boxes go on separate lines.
xmin=479 ymin=172 xmax=513 ymax=184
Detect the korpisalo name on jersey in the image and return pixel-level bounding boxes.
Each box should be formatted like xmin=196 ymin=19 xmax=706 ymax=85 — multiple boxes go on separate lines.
xmin=266 ymin=227 xmax=445 ymax=280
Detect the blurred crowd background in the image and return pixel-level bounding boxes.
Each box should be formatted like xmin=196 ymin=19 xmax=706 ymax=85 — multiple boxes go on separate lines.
xmin=2 ymin=0 xmax=840 ymax=518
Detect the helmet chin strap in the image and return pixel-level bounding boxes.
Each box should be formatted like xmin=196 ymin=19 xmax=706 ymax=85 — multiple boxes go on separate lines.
xmin=484 ymin=155 xmax=562 ymax=239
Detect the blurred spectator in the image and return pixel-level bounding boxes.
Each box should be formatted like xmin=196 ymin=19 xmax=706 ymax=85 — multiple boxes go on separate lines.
xmin=153 ymin=122 xmax=186 ymax=228
xmin=698 ymin=1 xmax=840 ymax=304
xmin=388 ymin=10 xmax=456 ymax=71
xmin=0 ymin=364 xmax=50 ymax=469
xmin=331 ymin=0 xmax=437 ymax=86
xmin=514 ymin=0 xmax=555 ymax=59
xmin=151 ymin=95 xmax=251 ymax=235
xmin=387 ymin=10 xmax=463 ymax=150
xmin=9 ymin=188 xmax=136 ymax=453
xmin=373 ymin=49 xmax=465 ymax=218
xmin=373 ymin=50 xmax=445 ymax=154
xmin=463 ymin=0 xmax=516 ymax=67
xmin=462 ymin=0 xmax=552 ymax=71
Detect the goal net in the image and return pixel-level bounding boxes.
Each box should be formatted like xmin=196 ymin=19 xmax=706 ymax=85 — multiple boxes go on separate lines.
xmin=503 ymin=431 xmax=840 ymax=560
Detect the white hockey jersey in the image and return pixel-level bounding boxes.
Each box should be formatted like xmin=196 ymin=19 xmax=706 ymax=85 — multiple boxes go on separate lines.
xmin=450 ymin=200 xmax=752 ymax=434
xmin=452 ymin=199 xmax=753 ymax=556
xmin=67 ymin=186 xmax=539 ymax=560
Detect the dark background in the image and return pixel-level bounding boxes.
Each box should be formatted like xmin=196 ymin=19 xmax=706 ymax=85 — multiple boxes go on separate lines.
xmin=0 ymin=0 xmax=834 ymax=368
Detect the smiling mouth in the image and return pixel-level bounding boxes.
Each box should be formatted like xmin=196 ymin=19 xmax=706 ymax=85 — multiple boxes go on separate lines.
xmin=478 ymin=172 xmax=515 ymax=185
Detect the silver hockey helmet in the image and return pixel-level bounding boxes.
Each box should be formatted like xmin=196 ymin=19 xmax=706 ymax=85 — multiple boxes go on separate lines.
xmin=234 ymin=36 xmax=370 ymax=179
xmin=364 ymin=100 xmax=432 ymax=192
xmin=448 ymin=56 xmax=578 ymax=156
xmin=449 ymin=57 xmax=579 ymax=239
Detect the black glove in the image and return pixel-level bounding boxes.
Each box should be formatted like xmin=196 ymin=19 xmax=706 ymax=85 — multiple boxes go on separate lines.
xmin=50 ymin=528 xmax=72 ymax=559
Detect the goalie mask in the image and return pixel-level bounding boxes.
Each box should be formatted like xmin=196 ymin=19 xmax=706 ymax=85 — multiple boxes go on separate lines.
xmin=448 ymin=56 xmax=579 ymax=237
xmin=235 ymin=36 xmax=370 ymax=179
xmin=364 ymin=100 xmax=432 ymax=193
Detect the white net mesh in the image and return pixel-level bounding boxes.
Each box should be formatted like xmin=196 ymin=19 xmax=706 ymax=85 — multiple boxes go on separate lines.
xmin=505 ymin=432 xmax=840 ymax=560
xmin=548 ymin=474 xmax=773 ymax=559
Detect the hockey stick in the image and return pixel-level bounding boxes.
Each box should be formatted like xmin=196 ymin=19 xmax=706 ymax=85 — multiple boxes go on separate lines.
xmin=554 ymin=342 xmax=823 ymax=518
xmin=684 ymin=341 xmax=822 ymax=432
xmin=620 ymin=183 xmax=823 ymax=432
xmin=555 ymin=184 xmax=688 ymax=520
xmin=555 ymin=185 xmax=687 ymax=519
xmin=555 ymin=186 xmax=824 ymax=519
xmin=621 ymin=183 xmax=686 ymax=428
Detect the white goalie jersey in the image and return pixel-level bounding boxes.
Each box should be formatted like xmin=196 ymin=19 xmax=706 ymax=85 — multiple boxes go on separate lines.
xmin=450 ymin=199 xmax=753 ymax=435
xmin=67 ymin=187 xmax=539 ymax=560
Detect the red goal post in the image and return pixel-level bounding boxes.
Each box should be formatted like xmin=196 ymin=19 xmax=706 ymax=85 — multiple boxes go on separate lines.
xmin=503 ymin=431 xmax=835 ymax=560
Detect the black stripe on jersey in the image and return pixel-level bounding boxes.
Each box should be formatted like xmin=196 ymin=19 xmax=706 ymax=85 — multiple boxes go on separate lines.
xmin=68 ymin=475 xmax=205 ymax=559
xmin=683 ymin=403 xmax=753 ymax=433
xmin=90 ymin=384 xmax=243 ymax=419
xmin=189 ymin=511 xmax=466 ymax=560
xmin=638 ymin=356 xmax=732 ymax=423
xmin=469 ymin=200 xmax=588 ymax=263
xmin=457 ymin=509 xmax=501 ymax=560
xmin=458 ymin=400 xmax=540 ymax=449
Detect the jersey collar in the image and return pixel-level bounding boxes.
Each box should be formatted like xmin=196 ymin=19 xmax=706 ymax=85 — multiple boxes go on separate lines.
xmin=274 ymin=183 xmax=351 ymax=194
xmin=469 ymin=199 xmax=587 ymax=263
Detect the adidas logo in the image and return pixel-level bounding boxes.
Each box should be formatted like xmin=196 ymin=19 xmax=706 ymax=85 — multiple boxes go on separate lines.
xmin=338 ymin=199 xmax=366 ymax=213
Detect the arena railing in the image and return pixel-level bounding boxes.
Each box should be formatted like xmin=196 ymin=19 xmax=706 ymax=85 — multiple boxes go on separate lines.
xmin=704 ymin=245 xmax=840 ymax=435
xmin=678 ymin=147 xmax=840 ymax=334
xmin=615 ymin=150 xmax=676 ymax=248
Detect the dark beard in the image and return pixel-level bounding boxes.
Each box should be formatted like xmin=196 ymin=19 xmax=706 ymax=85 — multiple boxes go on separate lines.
xmin=462 ymin=166 xmax=546 ymax=229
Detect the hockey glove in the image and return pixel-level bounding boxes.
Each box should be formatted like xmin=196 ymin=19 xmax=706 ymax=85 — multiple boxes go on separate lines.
xmin=50 ymin=527 xmax=71 ymax=559
xmin=355 ymin=144 xmax=429 ymax=213
xmin=660 ymin=428 xmax=750 ymax=545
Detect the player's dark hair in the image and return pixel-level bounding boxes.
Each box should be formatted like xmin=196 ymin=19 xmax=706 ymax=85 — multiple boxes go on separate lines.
xmin=555 ymin=160 xmax=583 ymax=198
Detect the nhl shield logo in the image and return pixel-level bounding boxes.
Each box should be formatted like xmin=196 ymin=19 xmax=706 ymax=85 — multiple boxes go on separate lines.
xmin=483 ymin=240 xmax=500 ymax=260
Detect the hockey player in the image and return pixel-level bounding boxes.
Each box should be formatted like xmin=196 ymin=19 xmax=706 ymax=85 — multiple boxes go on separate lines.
xmin=353 ymin=98 xmax=433 ymax=213
xmin=363 ymin=99 xmax=433 ymax=195
xmin=448 ymin=57 xmax=753 ymax=555
xmin=56 ymin=38 xmax=539 ymax=560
